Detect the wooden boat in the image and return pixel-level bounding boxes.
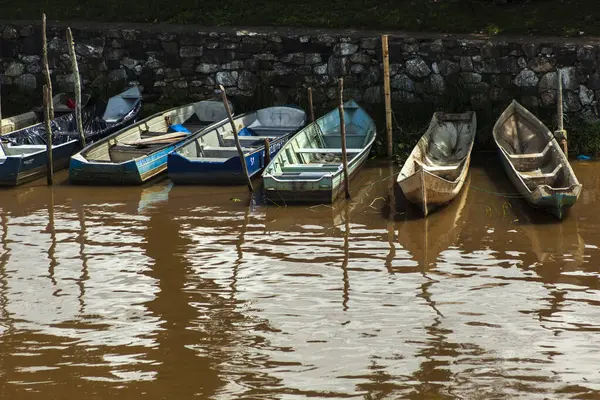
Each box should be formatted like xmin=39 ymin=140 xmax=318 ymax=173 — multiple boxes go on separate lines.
xmin=168 ymin=106 xmax=306 ymax=185
xmin=69 ymin=100 xmax=232 ymax=185
xmin=262 ymin=100 xmax=376 ymax=204
xmin=0 ymin=87 xmax=141 ymax=186
xmin=1 ymin=93 xmax=91 ymax=135
xmin=493 ymin=100 xmax=582 ymax=219
xmin=397 ymin=111 xmax=476 ymax=216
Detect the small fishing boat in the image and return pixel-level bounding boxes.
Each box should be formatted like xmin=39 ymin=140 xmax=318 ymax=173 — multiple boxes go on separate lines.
xmin=1 ymin=92 xmax=92 ymax=135
xmin=493 ymin=100 xmax=582 ymax=219
xmin=69 ymin=100 xmax=232 ymax=185
xmin=262 ymin=100 xmax=376 ymax=204
xmin=168 ymin=106 xmax=307 ymax=185
xmin=0 ymin=87 xmax=142 ymax=186
xmin=397 ymin=111 xmax=476 ymax=216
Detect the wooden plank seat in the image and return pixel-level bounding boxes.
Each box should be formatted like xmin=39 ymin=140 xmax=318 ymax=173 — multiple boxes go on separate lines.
xmin=520 ymin=163 xmax=563 ymax=188
xmin=281 ymin=163 xmax=340 ymax=173
xmin=296 ymin=148 xmax=362 ymax=154
xmin=202 ymin=146 xmax=252 ymax=158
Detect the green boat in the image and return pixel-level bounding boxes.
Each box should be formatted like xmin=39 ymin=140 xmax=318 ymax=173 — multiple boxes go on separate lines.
xmin=262 ymin=100 xmax=376 ymax=204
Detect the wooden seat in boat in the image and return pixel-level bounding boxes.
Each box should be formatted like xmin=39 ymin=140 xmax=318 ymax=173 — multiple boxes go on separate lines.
xmin=520 ymin=163 xmax=563 ymax=188
xmin=296 ymin=148 xmax=362 ymax=154
xmin=281 ymin=163 xmax=340 ymax=173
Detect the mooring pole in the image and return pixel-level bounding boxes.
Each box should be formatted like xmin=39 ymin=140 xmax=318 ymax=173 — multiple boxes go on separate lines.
xmin=382 ymin=34 xmax=393 ymax=160
xmin=338 ymin=78 xmax=351 ymax=200
xmin=555 ymin=69 xmax=568 ymax=155
xmin=42 ymin=13 xmax=54 ymax=119
xmin=219 ymin=85 xmax=253 ymax=191
xmin=264 ymin=138 xmax=271 ymax=166
xmin=66 ymin=27 xmax=85 ymax=147
xmin=43 ymin=85 xmax=54 ymax=185
xmin=308 ymin=87 xmax=315 ymax=123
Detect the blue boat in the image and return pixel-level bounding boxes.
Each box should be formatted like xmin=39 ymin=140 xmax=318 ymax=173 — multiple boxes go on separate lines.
xmin=69 ymin=100 xmax=232 ymax=185
xmin=0 ymin=87 xmax=142 ymax=186
xmin=168 ymin=106 xmax=306 ymax=185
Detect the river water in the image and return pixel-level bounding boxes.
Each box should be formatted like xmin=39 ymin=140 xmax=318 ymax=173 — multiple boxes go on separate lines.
xmin=0 ymin=154 xmax=599 ymax=399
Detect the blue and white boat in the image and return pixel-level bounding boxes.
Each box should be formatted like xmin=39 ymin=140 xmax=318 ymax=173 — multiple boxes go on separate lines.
xmin=0 ymin=86 xmax=142 ymax=186
xmin=262 ymin=100 xmax=376 ymax=204
xmin=168 ymin=106 xmax=306 ymax=185
xmin=69 ymin=100 xmax=232 ymax=185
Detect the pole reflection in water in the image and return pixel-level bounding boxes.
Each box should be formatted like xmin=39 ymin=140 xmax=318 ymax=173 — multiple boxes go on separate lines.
xmin=0 ymin=158 xmax=598 ymax=398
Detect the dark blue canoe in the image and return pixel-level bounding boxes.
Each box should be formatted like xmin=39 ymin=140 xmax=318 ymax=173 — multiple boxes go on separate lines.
xmin=168 ymin=106 xmax=306 ymax=185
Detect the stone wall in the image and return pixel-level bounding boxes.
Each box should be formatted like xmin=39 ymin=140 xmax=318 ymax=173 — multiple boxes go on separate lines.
xmin=2 ymin=20 xmax=600 ymax=122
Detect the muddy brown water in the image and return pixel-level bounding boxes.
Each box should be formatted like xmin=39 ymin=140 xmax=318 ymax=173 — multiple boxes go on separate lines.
xmin=0 ymin=154 xmax=600 ymax=399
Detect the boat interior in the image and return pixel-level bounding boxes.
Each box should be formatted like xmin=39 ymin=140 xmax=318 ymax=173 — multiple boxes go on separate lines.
xmin=175 ymin=106 xmax=306 ymax=163
xmin=266 ymin=103 xmax=375 ymax=177
xmin=495 ymin=104 xmax=572 ymax=190
xmin=400 ymin=112 xmax=475 ymax=182
xmin=84 ymin=101 xmax=230 ymax=163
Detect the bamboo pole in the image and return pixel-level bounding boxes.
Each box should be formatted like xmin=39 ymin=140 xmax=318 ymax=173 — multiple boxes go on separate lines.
xmin=264 ymin=138 xmax=271 ymax=166
xmin=219 ymin=85 xmax=253 ymax=191
xmin=308 ymin=87 xmax=315 ymax=123
xmin=338 ymin=78 xmax=351 ymax=200
xmin=66 ymin=27 xmax=85 ymax=147
xmin=43 ymin=85 xmax=54 ymax=185
xmin=382 ymin=34 xmax=393 ymax=160
xmin=555 ymin=69 xmax=568 ymax=155
xmin=42 ymin=13 xmax=54 ymax=119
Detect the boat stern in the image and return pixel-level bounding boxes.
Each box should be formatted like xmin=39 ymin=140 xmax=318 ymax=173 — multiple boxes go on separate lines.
xmin=69 ymin=156 xmax=142 ymax=185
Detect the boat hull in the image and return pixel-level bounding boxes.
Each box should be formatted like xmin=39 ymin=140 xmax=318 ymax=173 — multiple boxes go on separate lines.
xmin=399 ymin=156 xmax=471 ymax=216
xmin=70 ymin=142 xmax=182 ymax=185
xmin=496 ymin=147 xmax=579 ymax=219
xmin=0 ymin=142 xmax=77 ymax=186
xmin=492 ymin=100 xmax=581 ymax=220
xmin=397 ymin=111 xmax=476 ymax=217
xmin=263 ymin=143 xmax=372 ymax=204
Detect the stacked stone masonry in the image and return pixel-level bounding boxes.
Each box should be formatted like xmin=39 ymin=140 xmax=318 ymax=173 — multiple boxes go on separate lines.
xmin=1 ymin=21 xmax=600 ymax=121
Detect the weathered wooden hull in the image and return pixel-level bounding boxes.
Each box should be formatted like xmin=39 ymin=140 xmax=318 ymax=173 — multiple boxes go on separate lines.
xmin=397 ymin=111 xmax=476 ymax=216
xmin=493 ymin=100 xmax=581 ymax=219
xmin=168 ymin=131 xmax=291 ymax=185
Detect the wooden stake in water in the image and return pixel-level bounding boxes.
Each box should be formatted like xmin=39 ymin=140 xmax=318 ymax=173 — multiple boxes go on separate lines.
xmin=338 ymin=78 xmax=351 ymax=200
xmin=264 ymin=138 xmax=271 ymax=166
xmin=42 ymin=13 xmax=54 ymax=119
xmin=555 ymin=69 xmax=568 ymax=155
xmin=43 ymin=85 xmax=54 ymax=185
xmin=66 ymin=27 xmax=85 ymax=147
xmin=308 ymin=87 xmax=315 ymax=123
xmin=219 ymin=85 xmax=253 ymax=191
xmin=382 ymin=34 xmax=393 ymax=160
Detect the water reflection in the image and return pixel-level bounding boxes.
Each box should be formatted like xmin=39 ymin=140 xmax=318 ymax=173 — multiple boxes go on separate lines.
xmin=0 ymin=158 xmax=598 ymax=398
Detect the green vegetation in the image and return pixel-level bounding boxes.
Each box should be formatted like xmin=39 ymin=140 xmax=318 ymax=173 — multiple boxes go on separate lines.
xmin=3 ymin=0 xmax=600 ymax=37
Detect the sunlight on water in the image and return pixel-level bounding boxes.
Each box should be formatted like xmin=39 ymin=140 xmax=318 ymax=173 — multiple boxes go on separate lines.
xmin=0 ymin=159 xmax=599 ymax=398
